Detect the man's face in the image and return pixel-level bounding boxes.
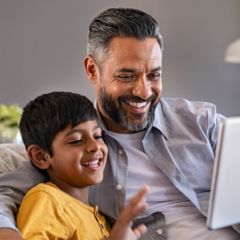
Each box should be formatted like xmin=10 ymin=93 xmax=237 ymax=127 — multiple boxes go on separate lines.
xmin=93 ymin=37 xmax=162 ymax=133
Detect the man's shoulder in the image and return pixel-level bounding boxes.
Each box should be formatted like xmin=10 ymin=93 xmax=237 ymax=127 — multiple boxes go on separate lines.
xmin=160 ymin=97 xmax=216 ymax=112
xmin=154 ymin=98 xmax=222 ymax=130
xmin=154 ymin=98 xmax=224 ymax=141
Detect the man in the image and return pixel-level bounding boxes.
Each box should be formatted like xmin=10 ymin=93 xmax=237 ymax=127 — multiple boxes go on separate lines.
xmin=0 ymin=8 xmax=240 ymax=240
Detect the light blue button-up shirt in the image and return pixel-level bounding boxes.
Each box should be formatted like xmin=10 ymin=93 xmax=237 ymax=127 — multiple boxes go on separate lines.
xmin=89 ymin=98 xmax=240 ymax=239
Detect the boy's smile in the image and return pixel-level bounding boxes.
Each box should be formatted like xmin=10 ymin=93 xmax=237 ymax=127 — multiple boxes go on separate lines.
xmin=81 ymin=158 xmax=102 ymax=169
xmin=81 ymin=154 xmax=104 ymax=171
xmin=45 ymin=120 xmax=108 ymax=195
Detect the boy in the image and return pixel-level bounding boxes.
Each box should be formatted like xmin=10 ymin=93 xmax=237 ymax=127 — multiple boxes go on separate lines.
xmin=17 ymin=91 xmax=148 ymax=240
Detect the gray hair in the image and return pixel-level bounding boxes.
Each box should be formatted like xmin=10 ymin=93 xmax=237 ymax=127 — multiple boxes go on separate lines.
xmin=87 ymin=8 xmax=164 ymax=68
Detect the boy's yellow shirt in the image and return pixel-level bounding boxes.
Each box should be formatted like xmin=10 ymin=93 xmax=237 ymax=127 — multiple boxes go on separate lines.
xmin=17 ymin=182 xmax=111 ymax=240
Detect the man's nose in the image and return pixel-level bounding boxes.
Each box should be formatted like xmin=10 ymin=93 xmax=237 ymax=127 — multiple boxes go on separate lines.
xmin=131 ymin=78 xmax=152 ymax=100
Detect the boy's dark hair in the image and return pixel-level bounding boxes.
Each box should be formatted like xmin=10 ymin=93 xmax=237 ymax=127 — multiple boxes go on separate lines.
xmin=87 ymin=7 xmax=164 ymax=69
xmin=20 ymin=92 xmax=97 ymax=157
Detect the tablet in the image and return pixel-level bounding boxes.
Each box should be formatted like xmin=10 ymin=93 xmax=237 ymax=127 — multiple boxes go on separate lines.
xmin=207 ymin=116 xmax=240 ymax=230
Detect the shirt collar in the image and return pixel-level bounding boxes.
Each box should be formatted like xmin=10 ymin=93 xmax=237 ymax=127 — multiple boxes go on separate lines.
xmin=151 ymin=100 xmax=169 ymax=140
xmin=94 ymin=100 xmax=109 ymax=133
xmin=94 ymin=99 xmax=168 ymax=140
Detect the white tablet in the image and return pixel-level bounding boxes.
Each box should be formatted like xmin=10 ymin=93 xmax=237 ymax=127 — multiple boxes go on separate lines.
xmin=207 ymin=116 xmax=240 ymax=230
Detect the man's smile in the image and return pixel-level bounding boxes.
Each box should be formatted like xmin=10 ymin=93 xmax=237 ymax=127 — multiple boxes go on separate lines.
xmin=125 ymin=101 xmax=148 ymax=108
xmin=122 ymin=100 xmax=151 ymax=114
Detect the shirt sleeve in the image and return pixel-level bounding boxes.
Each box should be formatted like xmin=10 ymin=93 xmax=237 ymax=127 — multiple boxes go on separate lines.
xmin=17 ymin=190 xmax=72 ymax=240
xmin=0 ymin=161 xmax=48 ymax=232
xmin=206 ymin=105 xmax=226 ymax=154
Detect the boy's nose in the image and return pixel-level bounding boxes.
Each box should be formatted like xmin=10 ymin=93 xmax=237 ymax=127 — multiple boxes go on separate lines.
xmin=86 ymin=139 xmax=100 ymax=153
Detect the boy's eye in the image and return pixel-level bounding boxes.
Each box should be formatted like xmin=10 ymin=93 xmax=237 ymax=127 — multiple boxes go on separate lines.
xmin=69 ymin=139 xmax=82 ymax=144
xmin=94 ymin=135 xmax=103 ymax=140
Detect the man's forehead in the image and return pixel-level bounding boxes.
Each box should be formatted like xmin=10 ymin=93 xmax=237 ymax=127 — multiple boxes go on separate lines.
xmin=104 ymin=37 xmax=162 ymax=68
xmin=111 ymin=38 xmax=160 ymax=57
xmin=108 ymin=36 xmax=161 ymax=53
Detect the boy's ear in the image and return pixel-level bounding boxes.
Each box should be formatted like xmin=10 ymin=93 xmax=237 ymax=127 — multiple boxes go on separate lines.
xmin=27 ymin=145 xmax=50 ymax=170
xmin=84 ymin=55 xmax=100 ymax=84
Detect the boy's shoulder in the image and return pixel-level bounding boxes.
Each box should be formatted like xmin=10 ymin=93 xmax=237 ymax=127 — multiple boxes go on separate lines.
xmin=24 ymin=182 xmax=70 ymax=208
xmin=26 ymin=182 xmax=61 ymax=194
xmin=24 ymin=182 xmax=96 ymax=213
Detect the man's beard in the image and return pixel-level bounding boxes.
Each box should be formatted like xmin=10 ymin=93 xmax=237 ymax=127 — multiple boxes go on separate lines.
xmin=99 ymin=85 xmax=159 ymax=131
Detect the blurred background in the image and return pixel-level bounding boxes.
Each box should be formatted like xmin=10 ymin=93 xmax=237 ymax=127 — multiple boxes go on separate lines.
xmin=1 ymin=0 xmax=240 ymax=116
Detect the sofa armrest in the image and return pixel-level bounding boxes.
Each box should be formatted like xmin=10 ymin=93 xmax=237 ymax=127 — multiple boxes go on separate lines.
xmin=0 ymin=144 xmax=28 ymax=173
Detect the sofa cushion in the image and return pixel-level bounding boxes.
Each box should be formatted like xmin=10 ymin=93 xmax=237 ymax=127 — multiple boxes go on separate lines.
xmin=0 ymin=143 xmax=28 ymax=173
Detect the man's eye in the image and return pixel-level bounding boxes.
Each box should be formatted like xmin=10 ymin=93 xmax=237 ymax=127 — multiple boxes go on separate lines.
xmin=117 ymin=75 xmax=135 ymax=82
xmin=148 ymin=73 xmax=161 ymax=81
xmin=69 ymin=139 xmax=82 ymax=144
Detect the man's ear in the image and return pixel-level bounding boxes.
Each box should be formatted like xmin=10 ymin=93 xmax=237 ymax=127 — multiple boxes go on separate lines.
xmin=84 ymin=55 xmax=100 ymax=84
xmin=27 ymin=145 xmax=50 ymax=170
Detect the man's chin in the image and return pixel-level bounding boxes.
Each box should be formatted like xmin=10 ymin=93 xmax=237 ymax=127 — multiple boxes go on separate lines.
xmin=119 ymin=114 xmax=149 ymax=131
xmin=122 ymin=123 xmax=148 ymax=132
xmin=129 ymin=111 xmax=149 ymax=121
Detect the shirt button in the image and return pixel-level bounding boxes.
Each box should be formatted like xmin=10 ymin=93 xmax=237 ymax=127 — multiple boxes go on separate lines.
xmin=101 ymin=224 xmax=104 ymax=229
xmin=116 ymin=184 xmax=122 ymax=190
xmin=118 ymin=149 xmax=123 ymax=155
xmin=176 ymin=176 xmax=181 ymax=182
xmin=156 ymin=229 xmax=163 ymax=235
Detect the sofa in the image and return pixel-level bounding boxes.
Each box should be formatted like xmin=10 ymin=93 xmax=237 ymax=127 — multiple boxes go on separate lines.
xmin=0 ymin=143 xmax=28 ymax=173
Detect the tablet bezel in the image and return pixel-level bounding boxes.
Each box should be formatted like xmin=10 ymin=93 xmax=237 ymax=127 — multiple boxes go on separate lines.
xmin=207 ymin=117 xmax=240 ymax=230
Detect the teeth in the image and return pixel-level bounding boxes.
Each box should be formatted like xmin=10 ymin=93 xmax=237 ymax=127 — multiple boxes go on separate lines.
xmin=128 ymin=102 xmax=147 ymax=108
xmin=82 ymin=160 xmax=99 ymax=166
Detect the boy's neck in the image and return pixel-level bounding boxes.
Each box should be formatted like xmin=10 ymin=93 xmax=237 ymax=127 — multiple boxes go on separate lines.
xmin=49 ymin=177 xmax=90 ymax=206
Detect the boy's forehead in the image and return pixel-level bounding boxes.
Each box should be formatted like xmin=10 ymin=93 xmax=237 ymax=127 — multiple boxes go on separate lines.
xmin=68 ymin=120 xmax=101 ymax=133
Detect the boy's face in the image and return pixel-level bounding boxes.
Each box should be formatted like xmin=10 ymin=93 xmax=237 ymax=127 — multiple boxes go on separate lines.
xmin=46 ymin=119 xmax=108 ymax=188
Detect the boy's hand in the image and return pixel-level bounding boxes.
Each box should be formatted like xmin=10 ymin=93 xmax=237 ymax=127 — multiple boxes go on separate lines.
xmin=0 ymin=228 xmax=23 ymax=240
xmin=107 ymin=185 xmax=149 ymax=240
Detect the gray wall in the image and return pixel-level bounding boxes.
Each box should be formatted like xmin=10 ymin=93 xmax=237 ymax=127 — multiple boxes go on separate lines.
xmin=1 ymin=0 xmax=240 ymax=116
